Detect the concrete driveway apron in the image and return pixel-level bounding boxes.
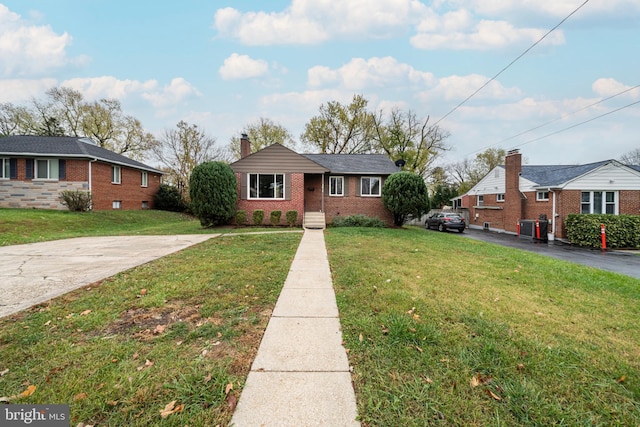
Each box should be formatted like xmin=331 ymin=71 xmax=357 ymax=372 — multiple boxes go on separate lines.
xmin=0 ymin=235 xmax=217 ymax=319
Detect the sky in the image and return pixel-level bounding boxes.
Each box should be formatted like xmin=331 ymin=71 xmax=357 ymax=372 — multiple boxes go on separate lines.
xmin=0 ymin=0 xmax=638 ymax=168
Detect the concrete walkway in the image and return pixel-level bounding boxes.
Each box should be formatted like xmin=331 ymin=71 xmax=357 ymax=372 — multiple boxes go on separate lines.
xmin=0 ymin=235 xmax=217 ymax=318
xmin=230 ymin=229 xmax=360 ymax=427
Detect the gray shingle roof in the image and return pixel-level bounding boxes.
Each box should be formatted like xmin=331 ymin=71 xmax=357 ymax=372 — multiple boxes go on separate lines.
xmin=520 ymin=161 xmax=610 ymax=186
xmin=0 ymin=135 xmax=162 ymax=173
xmin=303 ymin=153 xmax=399 ymax=175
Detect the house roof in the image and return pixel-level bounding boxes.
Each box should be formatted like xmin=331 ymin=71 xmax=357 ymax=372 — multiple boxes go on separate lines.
xmin=520 ymin=161 xmax=611 ymax=187
xmin=0 ymin=135 xmax=162 ymax=173
xmin=302 ymin=153 xmax=399 ymax=175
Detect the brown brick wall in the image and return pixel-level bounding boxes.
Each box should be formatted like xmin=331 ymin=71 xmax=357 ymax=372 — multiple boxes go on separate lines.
xmin=235 ymin=172 xmax=305 ymax=225
xmin=90 ymin=162 xmax=161 ymax=210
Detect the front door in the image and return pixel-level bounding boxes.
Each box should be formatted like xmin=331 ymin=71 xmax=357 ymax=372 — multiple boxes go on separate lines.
xmin=304 ymin=174 xmax=323 ymax=212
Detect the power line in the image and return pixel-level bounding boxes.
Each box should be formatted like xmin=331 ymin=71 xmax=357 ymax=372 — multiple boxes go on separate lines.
xmin=511 ymin=99 xmax=640 ymax=149
xmin=433 ymin=0 xmax=590 ymax=128
xmin=465 ymin=84 xmax=640 ymax=156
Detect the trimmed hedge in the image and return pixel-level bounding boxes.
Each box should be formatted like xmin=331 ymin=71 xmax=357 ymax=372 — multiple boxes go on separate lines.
xmin=235 ymin=210 xmax=247 ymax=226
xmin=252 ymin=209 xmax=264 ymax=225
xmin=566 ymin=214 xmax=640 ymax=249
xmin=331 ymin=214 xmax=386 ymax=228
xmin=270 ymin=210 xmax=282 ymax=226
xmin=285 ymin=210 xmax=298 ymax=226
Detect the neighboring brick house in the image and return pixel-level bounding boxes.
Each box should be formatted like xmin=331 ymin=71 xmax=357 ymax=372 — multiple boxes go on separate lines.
xmin=459 ymin=149 xmax=640 ymax=239
xmin=0 ymin=135 xmax=163 ymax=210
xmin=229 ymin=136 xmax=399 ymax=227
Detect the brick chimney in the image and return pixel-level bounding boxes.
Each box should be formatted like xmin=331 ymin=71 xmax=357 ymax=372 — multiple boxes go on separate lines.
xmin=504 ymin=149 xmax=523 ymax=233
xmin=240 ymin=133 xmax=251 ymax=159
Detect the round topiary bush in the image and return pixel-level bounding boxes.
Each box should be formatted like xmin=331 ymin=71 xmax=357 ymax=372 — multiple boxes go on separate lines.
xmin=382 ymin=171 xmax=429 ymax=226
xmin=189 ymin=162 xmax=237 ymax=227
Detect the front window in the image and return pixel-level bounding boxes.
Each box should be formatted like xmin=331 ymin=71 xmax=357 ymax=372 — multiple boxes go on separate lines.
xmin=329 ymin=176 xmax=344 ymax=196
xmin=141 ymin=171 xmax=148 ymax=187
xmin=0 ymin=158 xmax=9 ymax=179
xmin=536 ymin=191 xmax=549 ymax=201
xmin=581 ymin=191 xmax=617 ymax=214
xmin=361 ymin=177 xmax=381 ymax=197
xmin=35 ymin=159 xmax=59 ymax=180
xmin=112 ymin=200 xmax=122 ymax=209
xmin=112 ymin=166 xmax=121 ymax=184
xmin=249 ymin=173 xmax=285 ymax=199
xmin=496 ymin=193 xmax=505 ymax=202
xmin=477 ymin=195 xmax=484 ymax=206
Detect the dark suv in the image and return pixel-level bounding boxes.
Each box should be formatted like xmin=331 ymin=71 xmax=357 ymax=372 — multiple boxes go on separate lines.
xmin=425 ymin=213 xmax=466 ymax=233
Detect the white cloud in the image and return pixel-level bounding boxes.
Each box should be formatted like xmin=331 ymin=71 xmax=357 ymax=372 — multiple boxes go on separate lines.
xmin=592 ymin=78 xmax=640 ymax=99
xmin=411 ymin=17 xmax=564 ymax=50
xmin=219 ymin=53 xmax=269 ymax=80
xmin=0 ymin=4 xmax=82 ymax=77
xmin=61 ymin=76 xmax=157 ymax=100
xmin=308 ymin=57 xmax=434 ymax=91
xmin=141 ymin=78 xmax=202 ymax=108
xmin=420 ymin=74 xmax=521 ymax=101
xmin=213 ymin=0 xmax=428 ymax=45
xmin=460 ymin=0 xmax=640 ymax=20
xmin=0 ymin=78 xmax=57 ymax=102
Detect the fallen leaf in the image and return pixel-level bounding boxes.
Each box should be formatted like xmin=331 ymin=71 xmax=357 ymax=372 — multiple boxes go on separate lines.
xmin=132 ymin=352 xmax=139 ymax=360
xmin=65 ymin=313 xmax=74 ymax=319
xmin=153 ymin=325 xmax=166 ymax=334
xmin=44 ymin=320 xmax=52 ymax=326
xmin=137 ymin=360 xmax=154 ymax=371
xmin=422 ymin=375 xmax=433 ymax=384
xmin=0 ymin=397 xmax=10 ymax=402
xmin=470 ymin=376 xmax=480 ymax=387
xmin=359 ymin=333 xmax=363 ymax=342
xmin=107 ymin=400 xmax=118 ymax=406
xmin=413 ymin=314 xmax=420 ymax=320
xmin=517 ymin=364 xmax=525 ymax=372
xmin=0 ymin=369 xmax=8 ymax=376
xmin=616 ymin=375 xmax=626 ymax=383
xmin=19 ymin=385 xmax=36 ymax=398
xmin=487 ymin=390 xmax=502 ymax=401
xmin=159 ymin=400 xmax=184 ymax=419
xmin=381 ymin=325 xmax=389 ymax=335
xmin=226 ymin=394 xmax=237 ymax=411
xmin=407 ymin=307 xmax=416 ymax=315
xmin=345 ymin=348 xmax=350 ymax=354
xmin=225 ymin=383 xmax=233 ymax=395
xmin=74 ymin=392 xmax=87 ymax=401
xmin=96 ymin=383 xmax=105 ymax=390
xmin=415 ymin=346 xmax=423 ymax=353
xmin=140 ymin=289 xmax=147 ymax=296
xmin=80 ymin=310 xmax=92 ymax=316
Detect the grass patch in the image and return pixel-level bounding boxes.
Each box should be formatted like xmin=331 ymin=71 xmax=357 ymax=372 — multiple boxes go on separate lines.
xmin=326 ymin=227 xmax=640 ymax=426
xmin=0 ymin=209 xmax=298 ymax=246
xmin=0 ymin=233 xmax=301 ymax=426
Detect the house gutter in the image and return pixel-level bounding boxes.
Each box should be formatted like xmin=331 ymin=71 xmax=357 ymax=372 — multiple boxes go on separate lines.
xmin=321 ymin=173 xmax=325 ymax=212
xmin=88 ymin=158 xmax=97 ymax=196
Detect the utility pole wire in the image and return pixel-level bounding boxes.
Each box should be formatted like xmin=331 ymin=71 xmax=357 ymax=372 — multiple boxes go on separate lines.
xmin=433 ymin=0 xmax=591 ymax=128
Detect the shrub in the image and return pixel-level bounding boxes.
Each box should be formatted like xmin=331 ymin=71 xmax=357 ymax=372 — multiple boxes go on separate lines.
xmin=252 ymin=210 xmax=264 ymax=225
xmin=189 ymin=162 xmax=237 ymax=227
xmin=154 ymin=184 xmax=187 ymax=212
xmin=58 ymin=190 xmax=92 ymax=212
xmin=331 ymin=214 xmax=386 ymax=228
xmin=235 ymin=210 xmax=247 ymax=226
xmin=382 ymin=171 xmax=429 ymax=226
xmin=566 ymin=214 xmax=640 ymax=249
xmin=285 ymin=210 xmax=298 ymax=226
xmin=270 ymin=210 xmax=282 ymax=226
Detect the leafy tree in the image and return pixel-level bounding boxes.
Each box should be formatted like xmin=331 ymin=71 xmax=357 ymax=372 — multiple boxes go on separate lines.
xmin=382 ymin=172 xmax=429 ymax=226
xmin=189 ymin=161 xmax=237 ymax=227
xmin=301 ymin=94 xmax=375 ymax=154
xmin=228 ymin=117 xmax=296 ymax=160
xmin=448 ymin=148 xmax=507 ymax=194
xmin=372 ymin=108 xmax=450 ymax=178
xmin=430 ymin=184 xmax=458 ymax=209
xmin=154 ymin=184 xmax=187 ymax=212
xmin=152 ymin=121 xmax=220 ymax=201
xmin=0 ymin=87 xmax=155 ymax=159
xmin=620 ymin=148 xmax=640 ymax=165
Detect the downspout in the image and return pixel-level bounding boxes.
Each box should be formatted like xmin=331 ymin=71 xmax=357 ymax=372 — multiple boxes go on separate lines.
xmin=321 ymin=173 xmax=325 ymax=212
xmin=89 ymin=159 xmax=96 ymax=209
xmin=550 ymin=189 xmax=557 ymax=241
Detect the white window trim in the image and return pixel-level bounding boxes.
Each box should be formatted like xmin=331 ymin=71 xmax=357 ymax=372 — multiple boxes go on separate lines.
xmin=329 ymin=176 xmax=344 ymax=196
xmin=496 ymin=193 xmax=505 ymax=202
xmin=34 ymin=159 xmax=59 ymax=181
xmin=581 ymin=191 xmax=618 ymax=215
xmin=0 ymin=158 xmax=9 ymax=179
xmin=141 ymin=171 xmax=148 ymax=187
xmin=248 ymin=173 xmax=285 ymax=200
xmin=112 ymin=200 xmax=122 ymax=209
xmin=536 ymin=191 xmax=549 ymax=201
xmin=360 ymin=176 xmax=381 ymax=197
xmin=477 ymin=195 xmax=484 ymax=206
xmin=112 ymin=166 xmax=121 ymax=184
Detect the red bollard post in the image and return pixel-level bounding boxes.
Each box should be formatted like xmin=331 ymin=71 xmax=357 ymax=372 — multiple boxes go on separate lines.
xmin=601 ymin=223 xmax=606 ymax=250
xmin=516 ymin=220 xmax=520 ymax=236
xmin=535 ymin=219 xmax=540 ymax=240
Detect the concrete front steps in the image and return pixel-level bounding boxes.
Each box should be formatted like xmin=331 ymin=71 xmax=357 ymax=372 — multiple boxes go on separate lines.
xmin=303 ymin=211 xmax=326 ymax=229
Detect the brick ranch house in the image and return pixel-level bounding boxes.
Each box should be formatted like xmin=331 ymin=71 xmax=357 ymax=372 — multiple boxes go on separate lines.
xmin=454 ymin=149 xmax=640 ymax=239
xmin=0 ymin=135 xmax=163 ymax=210
xmin=229 ymin=135 xmax=400 ymax=227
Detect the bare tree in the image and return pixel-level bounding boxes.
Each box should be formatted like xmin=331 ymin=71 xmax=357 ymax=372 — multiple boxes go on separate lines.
xmin=620 ymin=148 xmax=640 ymax=165
xmin=152 ymin=121 xmax=221 ymax=200
xmin=228 ymin=117 xmax=296 ymax=160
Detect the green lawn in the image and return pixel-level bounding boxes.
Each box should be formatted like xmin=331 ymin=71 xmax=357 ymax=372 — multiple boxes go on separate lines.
xmin=1 ymin=212 xmax=638 ymax=425
xmin=325 ymin=227 xmax=640 ymax=426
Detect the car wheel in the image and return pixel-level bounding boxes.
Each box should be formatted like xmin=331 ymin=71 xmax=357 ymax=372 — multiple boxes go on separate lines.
xmin=458 ymin=228 xmax=464 ymax=233
xmin=438 ymin=223 xmax=445 ymax=232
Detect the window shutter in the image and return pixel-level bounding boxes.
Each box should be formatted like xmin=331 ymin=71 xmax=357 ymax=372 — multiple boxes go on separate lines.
xmin=9 ymin=158 xmax=17 ymax=179
xmin=59 ymin=159 xmax=66 ymax=180
xmin=356 ymin=177 xmax=361 ymax=196
xmin=343 ymin=176 xmax=349 ymax=196
xmin=240 ymin=173 xmax=247 ymax=200
xmin=25 ymin=159 xmax=34 ymax=179
xmin=324 ymin=175 xmax=330 ymax=195
xmin=285 ymin=173 xmax=291 ymax=200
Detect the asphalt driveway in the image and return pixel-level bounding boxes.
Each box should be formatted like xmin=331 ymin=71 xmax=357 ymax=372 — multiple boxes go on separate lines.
xmin=0 ymin=235 xmax=217 ymax=319
xmin=456 ymin=228 xmax=640 ymax=279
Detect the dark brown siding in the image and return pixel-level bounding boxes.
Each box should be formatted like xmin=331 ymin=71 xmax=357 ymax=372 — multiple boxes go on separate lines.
xmin=230 ymin=144 xmax=328 ymax=174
